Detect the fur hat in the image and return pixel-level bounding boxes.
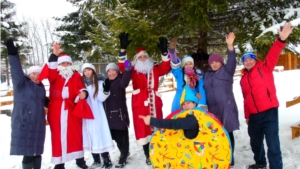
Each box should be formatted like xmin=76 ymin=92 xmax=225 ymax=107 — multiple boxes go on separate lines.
xmin=132 ymin=47 xmax=153 ymax=65
xmin=180 ymin=86 xmax=198 ymax=106
xmin=208 ymin=54 xmax=224 ymax=65
xmin=27 ymin=66 xmax=42 ymax=75
xmin=58 ymin=54 xmax=72 ymax=65
xmin=81 ymin=63 xmax=96 ymax=72
xmin=241 ymin=52 xmax=258 ymax=63
xmin=181 ymin=55 xmax=194 ymax=68
xmin=105 ymin=63 xmax=119 ymax=73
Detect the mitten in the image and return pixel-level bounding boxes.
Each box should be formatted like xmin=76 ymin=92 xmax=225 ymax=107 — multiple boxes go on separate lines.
xmin=124 ymin=60 xmax=132 ymax=71
xmin=157 ymin=37 xmax=168 ymax=54
xmin=5 ymin=39 xmax=18 ymax=55
xmin=119 ymin=32 xmax=132 ymax=49
xmin=103 ymin=78 xmax=110 ymax=93
xmin=168 ymin=48 xmax=179 ymax=64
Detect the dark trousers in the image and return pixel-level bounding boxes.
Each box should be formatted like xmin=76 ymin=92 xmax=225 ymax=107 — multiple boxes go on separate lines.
xmin=110 ymin=128 xmax=129 ymax=156
xmin=228 ymin=132 xmax=235 ymax=166
xmin=22 ymin=155 xmax=41 ymax=164
xmin=143 ymin=143 xmax=150 ymax=158
xmin=248 ymin=107 xmax=282 ymax=169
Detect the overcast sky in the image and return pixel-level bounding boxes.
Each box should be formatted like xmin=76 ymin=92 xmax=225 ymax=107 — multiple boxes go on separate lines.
xmin=10 ymin=0 xmax=77 ymax=20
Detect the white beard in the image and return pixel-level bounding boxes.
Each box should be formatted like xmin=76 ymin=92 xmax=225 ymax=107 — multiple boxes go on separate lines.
xmin=57 ymin=65 xmax=74 ymax=79
xmin=134 ymin=59 xmax=154 ymax=74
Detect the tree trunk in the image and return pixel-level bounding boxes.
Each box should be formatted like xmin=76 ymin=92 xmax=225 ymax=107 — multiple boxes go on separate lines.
xmin=5 ymin=57 xmax=10 ymax=87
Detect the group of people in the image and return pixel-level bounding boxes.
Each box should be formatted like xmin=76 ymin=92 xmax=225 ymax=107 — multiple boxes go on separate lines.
xmin=6 ymin=22 xmax=293 ymax=169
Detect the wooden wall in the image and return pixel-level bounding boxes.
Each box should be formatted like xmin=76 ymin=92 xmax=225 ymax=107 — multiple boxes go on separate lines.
xmin=277 ymin=52 xmax=300 ymax=70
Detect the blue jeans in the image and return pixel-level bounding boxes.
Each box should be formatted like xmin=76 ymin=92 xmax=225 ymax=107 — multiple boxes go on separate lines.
xmin=248 ymin=107 xmax=282 ymax=169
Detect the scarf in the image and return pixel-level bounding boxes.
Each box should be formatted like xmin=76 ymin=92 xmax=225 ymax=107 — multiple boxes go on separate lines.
xmin=84 ymin=77 xmax=92 ymax=86
xmin=184 ymin=69 xmax=199 ymax=89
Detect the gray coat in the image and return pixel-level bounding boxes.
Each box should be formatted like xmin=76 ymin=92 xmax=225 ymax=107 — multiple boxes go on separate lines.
xmin=104 ymin=70 xmax=132 ymax=130
xmin=204 ymin=50 xmax=239 ymax=133
xmin=9 ymin=54 xmax=47 ymax=156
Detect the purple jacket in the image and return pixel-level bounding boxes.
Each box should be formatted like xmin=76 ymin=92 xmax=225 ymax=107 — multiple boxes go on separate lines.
xmin=204 ymin=50 xmax=239 ymax=133
xmin=104 ymin=70 xmax=132 ymax=130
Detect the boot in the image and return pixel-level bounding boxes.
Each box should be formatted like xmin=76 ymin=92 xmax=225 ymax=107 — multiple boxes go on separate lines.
xmin=247 ymin=164 xmax=267 ymax=169
xmin=54 ymin=163 xmax=65 ymax=169
xmin=33 ymin=156 xmax=42 ymax=169
xmin=22 ymin=162 xmax=33 ymax=169
xmin=101 ymin=153 xmax=112 ymax=169
xmin=76 ymin=157 xmax=88 ymax=169
xmin=115 ymin=152 xmax=130 ymax=168
xmin=90 ymin=153 xmax=101 ymax=169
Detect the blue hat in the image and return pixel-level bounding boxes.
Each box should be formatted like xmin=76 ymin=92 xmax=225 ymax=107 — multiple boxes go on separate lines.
xmin=241 ymin=52 xmax=258 ymax=63
xmin=180 ymin=86 xmax=198 ymax=106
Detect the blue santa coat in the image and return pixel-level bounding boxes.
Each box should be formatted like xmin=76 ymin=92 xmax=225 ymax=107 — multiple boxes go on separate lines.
xmin=171 ymin=66 xmax=206 ymax=112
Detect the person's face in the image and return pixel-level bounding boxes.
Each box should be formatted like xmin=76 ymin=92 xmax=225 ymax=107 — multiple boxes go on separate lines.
xmin=182 ymin=101 xmax=196 ymax=111
xmin=137 ymin=54 xmax=148 ymax=62
xmin=184 ymin=61 xmax=194 ymax=70
xmin=29 ymin=72 xmax=40 ymax=84
xmin=83 ymin=68 xmax=93 ymax=78
xmin=210 ymin=61 xmax=223 ymax=71
xmin=243 ymin=58 xmax=257 ymax=70
xmin=59 ymin=62 xmax=72 ymax=67
xmin=107 ymin=69 xmax=118 ymax=80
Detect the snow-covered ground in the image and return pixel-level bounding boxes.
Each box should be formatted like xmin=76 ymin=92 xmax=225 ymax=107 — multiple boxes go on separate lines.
xmin=1 ymin=70 xmax=300 ymax=169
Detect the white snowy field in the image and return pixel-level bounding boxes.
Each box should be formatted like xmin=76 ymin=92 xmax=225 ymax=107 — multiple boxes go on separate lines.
xmin=1 ymin=69 xmax=300 ymax=169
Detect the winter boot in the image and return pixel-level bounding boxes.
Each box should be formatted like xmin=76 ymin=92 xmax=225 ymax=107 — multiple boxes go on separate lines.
xmin=247 ymin=164 xmax=267 ymax=169
xmin=101 ymin=153 xmax=112 ymax=169
xmin=54 ymin=163 xmax=65 ymax=169
xmin=145 ymin=158 xmax=151 ymax=165
xmin=115 ymin=152 xmax=130 ymax=168
xmin=33 ymin=156 xmax=42 ymax=169
xmin=22 ymin=162 xmax=34 ymax=169
xmin=76 ymin=157 xmax=88 ymax=169
xmin=90 ymin=153 xmax=101 ymax=169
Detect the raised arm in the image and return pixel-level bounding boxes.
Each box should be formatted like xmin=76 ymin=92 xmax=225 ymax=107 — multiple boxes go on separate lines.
xmin=224 ymin=32 xmax=236 ymax=76
xmin=47 ymin=42 xmax=63 ymax=83
xmin=118 ymin=32 xmax=132 ymax=73
xmin=119 ymin=60 xmax=132 ymax=89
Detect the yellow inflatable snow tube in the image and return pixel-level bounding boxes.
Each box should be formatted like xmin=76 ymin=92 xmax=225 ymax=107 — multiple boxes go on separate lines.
xmin=149 ymin=108 xmax=232 ymax=169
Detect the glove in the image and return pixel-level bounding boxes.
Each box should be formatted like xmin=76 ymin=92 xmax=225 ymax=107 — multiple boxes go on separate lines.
xmin=119 ymin=32 xmax=132 ymax=49
xmin=103 ymin=78 xmax=110 ymax=93
xmin=157 ymin=37 xmax=168 ymax=54
xmin=124 ymin=60 xmax=132 ymax=71
xmin=5 ymin=39 xmax=18 ymax=55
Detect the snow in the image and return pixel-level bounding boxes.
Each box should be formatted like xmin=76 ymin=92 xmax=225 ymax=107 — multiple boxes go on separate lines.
xmin=1 ymin=69 xmax=300 ymax=169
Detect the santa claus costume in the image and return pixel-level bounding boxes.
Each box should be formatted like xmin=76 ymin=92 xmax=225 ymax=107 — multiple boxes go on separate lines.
xmin=46 ymin=54 xmax=88 ymax=166
xmin=118 ymin=48 xmax=170 ymax=149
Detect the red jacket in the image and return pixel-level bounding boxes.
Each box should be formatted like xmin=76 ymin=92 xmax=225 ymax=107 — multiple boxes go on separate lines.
xmin=240 ymin=39 xmax=286 ymax=119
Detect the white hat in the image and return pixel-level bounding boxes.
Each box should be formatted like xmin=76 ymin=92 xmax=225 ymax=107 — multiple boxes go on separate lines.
xmin=27 ymin=66 xmax=42 ymax=75
xmin=81 ymin=63 xmax=96 ymax=72
xmin=58 ymin=54 xmax=72 ymax=65
xmin=181 ymin=55 xmax=194 ymax=68
xmin=105 ymin=63 xmax=119 ymax=73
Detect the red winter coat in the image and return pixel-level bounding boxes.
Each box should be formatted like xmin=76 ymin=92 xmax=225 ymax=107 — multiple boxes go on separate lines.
xmin=240 ymin=39 xmax=286 ymax=119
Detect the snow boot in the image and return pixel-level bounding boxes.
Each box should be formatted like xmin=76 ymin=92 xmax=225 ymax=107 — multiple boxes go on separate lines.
xmin=101 ymin=153 xmax=112 ymax=169
xmin=54 ymin=163 xmax=65 ymax=169
xmin=145 ymin=158 xmax=151 ymax=165
xmin=247 ymin=164 xmax=267 ymax=169
xmin=89 ymin=162 xmax=101 ymax=169
xmin=22 ymin=162 xmax=33 ymax=169
xmin=90 ymin=153 xmax=101 ymax=169
xmin=76 ymin=157 xmax=88 ymax=169
xmin=115 ymin=152 xmax=130 ymax=168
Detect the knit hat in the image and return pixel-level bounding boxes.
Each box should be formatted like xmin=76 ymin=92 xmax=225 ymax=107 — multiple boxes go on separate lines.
xmin=27 ymin=66 xmax=42 ymax=75
xmin=241 ymin=52 xmax=258 ymax=63
xmin=208 ymin=54 xmax=224 ymax=65
xmin=180 ymin=86 xmax=198 ymax=106
xmin=58 ymin=54 xmax=72 ymax=65
xmin=81 ymin=63 xmax=96 ymax=72
xmin=105 ymin=63 xmax=119 ymax=73
xmin=181 ymin=55 xmax=194 ymax=68
xmin=132 ymin=47 xmax=151 ymax=65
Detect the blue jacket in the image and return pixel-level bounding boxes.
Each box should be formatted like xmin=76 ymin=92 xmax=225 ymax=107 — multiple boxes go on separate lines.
xmin=9 ymin=54 xmax=47 ymax=156
xmin=171 ymin=64 xmax=206 ymax=112
xmin=204 ymin=50 xmax=239 ymax=133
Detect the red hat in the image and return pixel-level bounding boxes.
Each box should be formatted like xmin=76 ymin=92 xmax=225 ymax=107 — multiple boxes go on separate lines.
xmin=132 ymin=47 xmax=150 ymax=65
xmin=58 ymin=54 xmax=72 ymax=65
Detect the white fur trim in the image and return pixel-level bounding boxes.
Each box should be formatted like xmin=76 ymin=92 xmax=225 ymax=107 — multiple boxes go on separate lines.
xmin=58 ymin=55 xmax=72 ymax=65
xmin=161 ymin=54 xmax=169 ymax=62
xmin=49 ymin=62 xmax=58 ymax=69
xmin=132 ymin=89 xmax=140 ymax=95
xmin=81 ymin=63 xmax=95 ymax=72
xmin=136 ymin=135 xmax=152 ymax=146
xmin=171 ymin=59 xmax=181 ymax=68
xmin=51 ymin=150 xmax=84 ymax=164
xmin=62 ymin=86 xmax=69 ymax=99
xmin=144 ymin=100 xmax=149 ymax=106
xmin=74 ymin=96 xmax=79 ymax=103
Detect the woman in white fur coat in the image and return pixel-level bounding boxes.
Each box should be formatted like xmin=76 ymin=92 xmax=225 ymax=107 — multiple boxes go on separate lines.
xmin=81 ymin=63 xmax=115 ymax=169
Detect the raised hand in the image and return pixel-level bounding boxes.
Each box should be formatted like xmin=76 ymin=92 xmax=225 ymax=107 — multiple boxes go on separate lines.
xmin=169 ymin=38 xmax=177 ymax=50
xmin=52 ymin=42 xmax=63 ymax=56
xmin=226 ymin=32 xmax=235 ymax=51
xmin=5 ymin=38 xmax=18 ymax=55
xmin=278 ymin=22 xmax=293 ymax=41
xmin=124 ymin=60 xmax=132 ymax=71
xmin=157 ymin=37 xmax=168 ymax=54
xmin=119 ymin=32 xmax=132 ymax=49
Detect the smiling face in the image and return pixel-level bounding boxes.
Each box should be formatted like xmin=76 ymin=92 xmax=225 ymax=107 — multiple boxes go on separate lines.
xmin=59 ymin=61 xmax=72 ymax=67
xmin=83 ymin=68 xmax=93 ymax=78
xmin=243 ymin=58 xmax=257 ymax=70
xmin=137 ymin=54 xmax=148 ymax=62
xmin=184 ymin=61 xmax=194 ymax=70
xmin=210 ymin=61 xmax=223 ymax=71
xmin=107 ymin=69 xmax=118 ymax=80
xmin=182 ymin=101 xmax=196 ymax=111
xmin=29 ymin=72 xmax=40 ymax=84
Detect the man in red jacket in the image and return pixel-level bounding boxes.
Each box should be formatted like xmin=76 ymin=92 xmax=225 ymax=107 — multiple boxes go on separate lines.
xmin=240 ymin=22 xmax=293 ymax=169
